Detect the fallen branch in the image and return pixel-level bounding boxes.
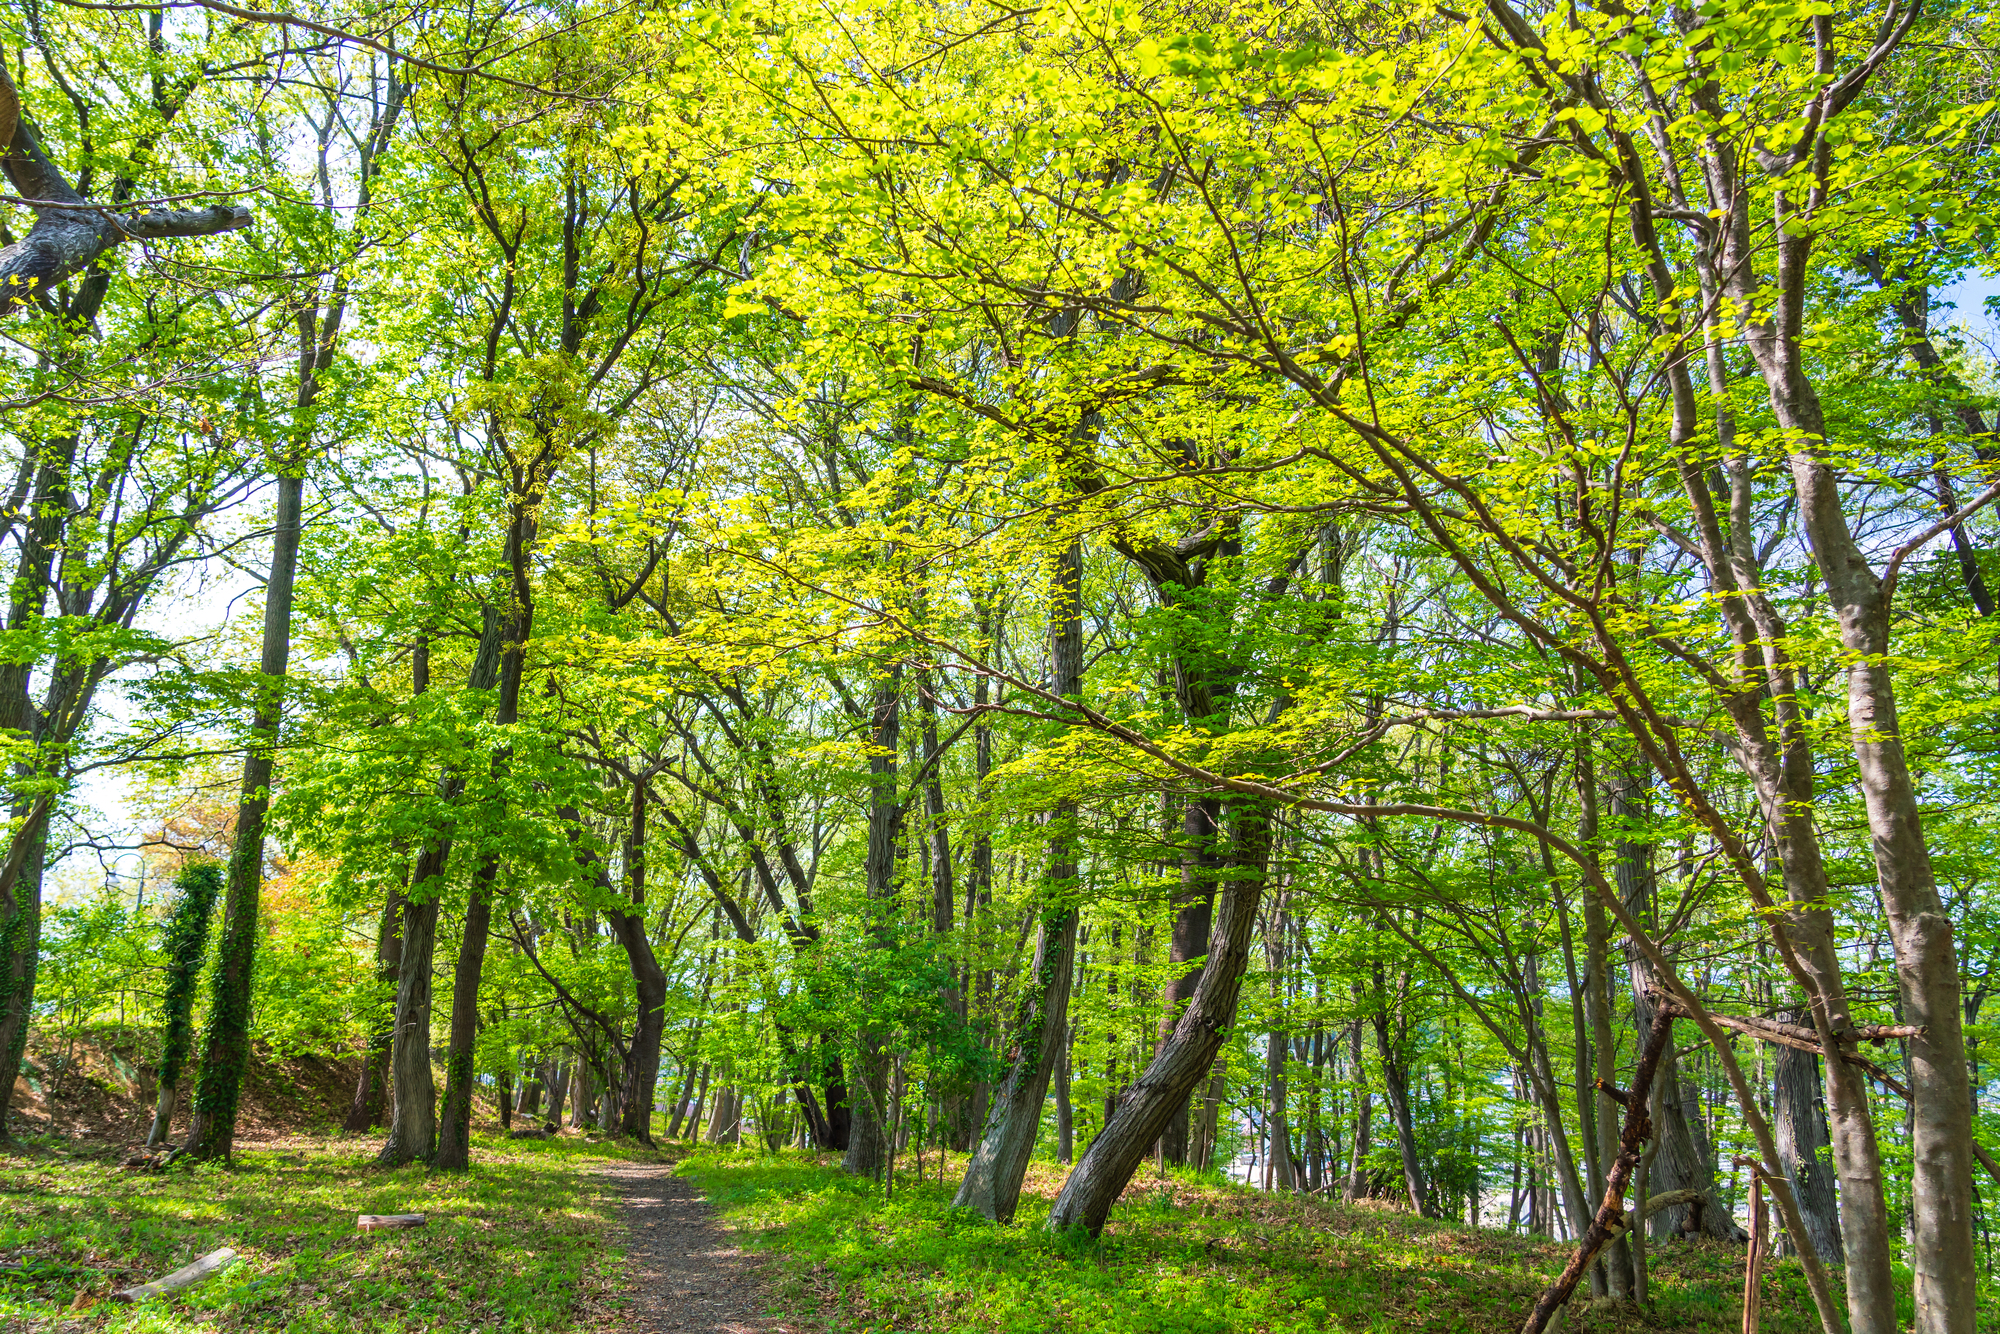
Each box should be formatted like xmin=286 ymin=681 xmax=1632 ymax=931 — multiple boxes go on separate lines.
xmin=111 ymin=1248 xmax=237 ymax=1303
xmin=1521 ymin=1004 xmax=1677 ymax=1334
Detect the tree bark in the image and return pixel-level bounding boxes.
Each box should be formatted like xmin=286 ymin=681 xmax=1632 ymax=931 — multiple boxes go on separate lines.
xmin=179 ymin=463 xmax=303 ymax=1161
xmin=1775 ymin=1009 xmax=1845 ymax=1267
xmin=614 ymin=773 xmax=667 ymax=1143
xmin=1371 ymin=959 xmax=1433 ymax=1216
xmin=345 ymin=879 xmax=404 ymax=1132
xmin=1154 ymin=798 xmax=1219 ymax=1165
xmin=955 ymin=537 xmax=1084 ymax=1220
xmin=146 ymin=864 xmax=223 ymax=1146
xmin=1048 ymin=794 xmax=1272 ymax=1235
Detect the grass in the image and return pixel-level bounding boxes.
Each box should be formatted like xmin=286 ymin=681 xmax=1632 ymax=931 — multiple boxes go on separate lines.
xmin=0 ymin=1130 xmax=654 ymax=1333
xmin=678 ymin=1148 xmax=1830 ymax=1334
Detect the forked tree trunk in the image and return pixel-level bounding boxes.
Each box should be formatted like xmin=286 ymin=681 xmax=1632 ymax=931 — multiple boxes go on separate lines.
xmin=1048 ymin=796 xmax=1272 ymax=1235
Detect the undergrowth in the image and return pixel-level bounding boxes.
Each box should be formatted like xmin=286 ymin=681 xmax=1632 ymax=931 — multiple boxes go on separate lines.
xmin=0 ymin=1132 xmax=650 ymax=1333
xmin=679 ymin=1148 xmax=1831 ymax=1334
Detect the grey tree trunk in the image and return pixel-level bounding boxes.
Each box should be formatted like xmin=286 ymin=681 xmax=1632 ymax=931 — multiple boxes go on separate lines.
xmin=345 ymin=881 xmax=403 ymax=1132
xmin=614 ymin=776 xmax=667 ymax=1144
xmin=954 ymin=905 xmax=1079 ymax=1219
xmin=843 ymin=652 xmax=904 ymax=1180
xmin=1776 ymin=1010 xmax=1845 ymax=1267
xmin=377 ymin=623 xmax=499 ymax=1168
xmin=1154 ymin=797 xmax=1219 ymax=1165
xmin=1345 ymin=1020 xmax=1372 ymax=1200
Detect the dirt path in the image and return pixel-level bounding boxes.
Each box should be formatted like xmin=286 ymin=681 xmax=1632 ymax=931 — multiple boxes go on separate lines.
xmin=592 ymin=1160 xmax=789 ymax=1334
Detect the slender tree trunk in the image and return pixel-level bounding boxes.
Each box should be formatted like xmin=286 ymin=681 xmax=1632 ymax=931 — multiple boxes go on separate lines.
xmin=956 ymin=538 xmax=1085 ymax=1219
xmin=615 ymin=774 xmax=667 ymax=1144
xmin=1346 ymin=1020 xmax=1372 ymax=1201
xmin=179 ymin=466 xmax=303 ymax=1162
xmin=1371 ymin=960 xmax=1433 ymax=1216
xmin=844 ymin=657 xmax=904 ymax=1180
xmin=1055 ymin=1029 xmax=1074 ymax=1166
xmin=345 ymin=879 xmax=403 ymax=1132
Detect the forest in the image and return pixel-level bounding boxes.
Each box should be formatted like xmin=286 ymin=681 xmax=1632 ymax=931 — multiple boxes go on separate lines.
xmin=0 ymin=0 xmax=1995 ymax=1331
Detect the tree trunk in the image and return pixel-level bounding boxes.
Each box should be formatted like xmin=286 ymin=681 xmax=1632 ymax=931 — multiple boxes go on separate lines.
xmin=1048 ymin=795 xmax=1272 ymax=1235
xmin=1346 ymin=1020 xmax=1372 ymax=1201
xmin=615 ymin=775 xmax=667 ymax=1144
xmin=379 ymin=886 xmax=440 ymax=1166
xmin=345 ymin=881 xmax=403 ymax=1132
xmin=180 ymin=466 xmax=303 ymax=1162
xmin=1776 ymin=1009 xmax=1845 ymax=1267
xmin=953 ymin=904 xmax=1078 ymax=1219
xmin=955 ymin=536 xmax=1085 ymax=1220
xmin=1055 ymin=1030 xmax=1074 ymax=1166
xmin=844 ymin=654 xmax=904 ymax=1179
xmin=1609 ymin=772 xmax=1739 ymax=1243
xmin=1371 ymin=960 xmax=1433 ymax=1216
xmin=147 ymin=864 xmax=223 ymax=1147
xmin=1154 ymin=797 xmax=1219 ymax=1166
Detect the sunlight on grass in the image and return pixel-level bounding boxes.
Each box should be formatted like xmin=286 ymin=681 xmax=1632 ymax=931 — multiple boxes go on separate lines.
xmin=680 ymin=1148 xmax=1827 ymax=1334
xmin=0 ymin=1133 xmax=647 ymax=1332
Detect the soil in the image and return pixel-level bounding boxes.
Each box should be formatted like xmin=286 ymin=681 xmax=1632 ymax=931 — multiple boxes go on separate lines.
xmin=7 ymin=1028 xmax=365 ymax=1146
xmin=592 ymin=1160 xmax=792 ymax=1334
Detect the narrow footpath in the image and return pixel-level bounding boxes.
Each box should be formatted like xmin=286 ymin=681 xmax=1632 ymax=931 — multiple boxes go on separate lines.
xmin=593 ymin=1160 xmax=787 ymax=1334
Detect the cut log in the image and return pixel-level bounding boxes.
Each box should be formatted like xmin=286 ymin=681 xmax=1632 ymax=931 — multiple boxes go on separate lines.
xmin=111 ymin=1248 xmax=238 ymax=1303
xmin=357 ymin=1213 xmax=427 ymax=1232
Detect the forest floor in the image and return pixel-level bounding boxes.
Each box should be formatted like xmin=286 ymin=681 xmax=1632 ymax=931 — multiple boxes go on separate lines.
xmin=676 ymin=1148 xmax=1842 ymax=1334
xmin=589 ymin=1158 xmax=784 ymax=1334
xmin=0 ymin=1131 xmax=638 ymax=1333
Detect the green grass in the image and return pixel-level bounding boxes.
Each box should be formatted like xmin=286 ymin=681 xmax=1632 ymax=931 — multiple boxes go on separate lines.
xmin=678 ymin=1148 xmax=1829 ymax=1334
xmin=0 ymin=1131 xmax=652 ymax=1332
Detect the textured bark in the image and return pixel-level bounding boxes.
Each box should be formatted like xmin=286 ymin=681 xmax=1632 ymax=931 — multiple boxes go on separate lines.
xmin=179 ymin=467 xmax=302 ymax=1162
xmin=1520 ymin=1006 xmax=1677 ymax=1334
xmin=1608 ymin=773 xmax=1738 ymax=1242
xmin=1775 ymin=1011 xmax=1845 ymax=1267
xmin=955 ymin=538 xmax=1084 ymax=1221
xmin=614 ymin=775 xmax=667 ymax=1143
xmin=953 ymin=906 xmax=1078 ymax=1220
xmin=844 ymin=653 xmax=904 ymax=1179
xmin=344 ymin=882 xmax=403 ymax=1132
xmin=379 ymin=625 xmax=499 ymax=1167
xmin=0 ymin=64 xmax=250 ymax=319
xmin=1048 ymin=796 xmax=1271 ymax=1235
xmin=1154 ymin=798 xmax=1219 ymax=1165
xmin=1345 ymin=1020 xmax=1372 ymax=1201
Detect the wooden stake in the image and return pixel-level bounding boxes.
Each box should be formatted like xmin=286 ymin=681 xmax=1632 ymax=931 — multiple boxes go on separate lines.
xmin=111 ymin=1248 xmax=237 ymax=1303
xmin=1740 ymin=1164 xmax=1766 ymax=1334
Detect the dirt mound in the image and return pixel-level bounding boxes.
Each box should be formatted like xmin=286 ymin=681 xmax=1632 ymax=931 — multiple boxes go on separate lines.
xmin=8 ymin=1027 xmax=363 ymax=1146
